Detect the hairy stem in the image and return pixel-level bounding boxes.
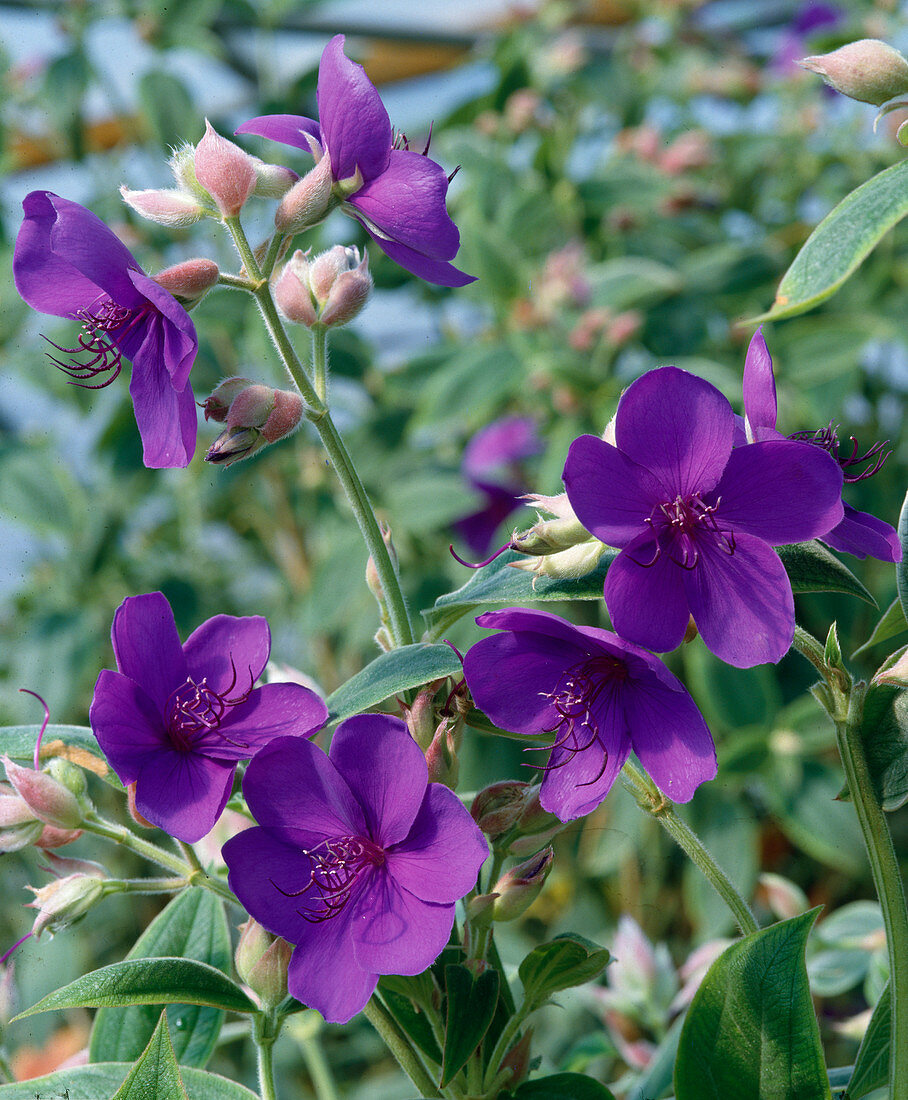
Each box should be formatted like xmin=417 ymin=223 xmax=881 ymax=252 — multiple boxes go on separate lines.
xmin=253 ymin=1012 xmax=280 ymax=1100
xmin=363 ymin=996 xmax=441 ymax=1098
xmin=620 ymin=759 xmax=759 ymax=935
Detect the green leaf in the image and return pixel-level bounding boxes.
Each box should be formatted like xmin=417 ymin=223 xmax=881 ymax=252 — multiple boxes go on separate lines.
xmin=853 ymin=597 xmax=908 ymax=659
xmin=0 ymin=723 xmax=118 ymax=786
xmin=90 ymin=889 xmax=231 ymax=1067
xmin=138 ymin=70 xmax=196 ymax=150
xmin=441 ymin=964 xmax=500 ymax=1087
xmin=0 ymin=1063 xmax=260 ymax=1100
xmin=378 ymin=980 xmax=443 ymax=1066
xmin=509 ymin=1073 xmax=617 ymax=1099
xmin=898 ymin=489 xmax=908 ymax=625
xmin=674 ymin=910 xmax=831 ymax=1100
xmin=750 ymin=159 xmax=908 ymax=322
xmin=777 ymin=542 xmax=875 ymax=604
xmin=518 ymin=934 xmax=610 ymax=1010
xmin=112 ymin=1012 xmax=188 ymax=1100
xmin=425 ymin=548 xmax=617 ymax=632
xmin=847 ymin=982 xmax=891 ymax=1099
xmin=326 ymin=643 xmax=464 ymax=721
xmin=14 ymin=957 xmax=256 ymax=1020
xmin=857 ymin=684 xmax=908 ymax=811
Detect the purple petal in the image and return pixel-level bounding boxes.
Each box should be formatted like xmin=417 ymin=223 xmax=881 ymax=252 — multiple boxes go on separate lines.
xmin=625 ymin=680 xmax=715 ymax=802
xmin=822 ymin=504 xmax=902 ymax=562
xmin=359 ymin=225 xmax=476 ymax=286
xmin=329 ymin=716 xmax=427 ymax=847
xmin=288 ymin=914 xmax=378 ymax=1024
xmin=224 ymin=825 xmax=328 ymax=944
xmin=463 ymin=416 xmax=541 ymax=479
xmin=235 ymin=114 xmax=322 ymax=152
xmin=241 ymin=736 xmax=366 ymax=840
xmin=128 ymin=343 xmax=198 ymax=468
xmin=614 ymin=367 xmax=734 ymax=497
xmin=464 ymin=628 xmax=585 ymax=734
xmin=539 ymin=720 xmax=632 ymax=821
xmin=111 ymin=593 xmax=187 ymax=712
xmin=683 ymin=532 xmax=794 ymax=667
xmin=183 ymin=614 xmax=271 ymax=693
xmin=387 ymin=784 xmax=488 ymax=903
xmin=195 ymin=683 xmax=328 ymax=760
xmin=89 ymin=669 xmax=168 ymax=784
xmin=128 ymin=270 xmax=198 ymax=391
xmin=317 ymin=35 xmax=391 ymax=183
xmin=712 ymin=440 xmax=843 ymax=544
xmin=604 ymin=536 xmax=692 ymax=654
xmin=742 ymin=327 xmax=777 ymax=437
xmin=352 ymin=871 xmax=455 ymax=976
xmin=348 ymin=150 xmax=460 ymax=260
xmin=133 ymin=749 xmax=234 ymax=842
xmin=563 ymin=434 xmax=664 ymax=548
xmin=46 ymin=196 xmax=144 ymax=307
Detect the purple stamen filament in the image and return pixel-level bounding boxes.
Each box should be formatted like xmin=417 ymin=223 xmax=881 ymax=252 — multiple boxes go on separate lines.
xmin=449 ymin=542 xmax=514 ymax=569
xmin=19 ymin=688 xmax=50 ymax=770
xmin=789 ymin=423 xmax=891 ymax=483
xmin=634 ymin=493 xmax=734 ymax=570
xmin=0 ymin=931 xmax=34 ymax=967
xmin=42 ymin=298 xmax=148 ymax=388
xmin=529 ymin=654 xmax=629 ymax=787
xmin=164 ymin=659 xmax=253 ymax=752
xmin=271 ymin=836 xmax=385 ymax=923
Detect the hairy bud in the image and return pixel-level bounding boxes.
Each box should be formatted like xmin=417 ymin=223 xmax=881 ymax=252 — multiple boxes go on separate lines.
xmin=119 ymin=186 xmax=206 ymax=227
xmin=2 ymin=756 xmax=83 ymax=830
xmin=27 ymin=868 xmax=108 ymax=937
xmin=206 ymin=384 xmax=304 ymax=467
xmin=194 ymin=120 xmax=258 ymax=218
xmin=202 ymin=377 xmax=255 ymax=423
xmin=274 ymin=246 xmax=372 ymax=329
xmin=800 ymin=40 xmax=908 ymax=106
xmin=491 ymin=847 xmax=554 ymax=921
xmin=153 ymin=258 xmax=220 ymax=304
xmin=275 ymin=154 xmax=335 ymax=234
xmin=235 ymin=919 xmax=292 ymax=1009
xmin=250 ymin=156 xmax=298 ymax=198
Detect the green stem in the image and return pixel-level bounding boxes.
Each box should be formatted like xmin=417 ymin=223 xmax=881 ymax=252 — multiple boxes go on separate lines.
xmin=254 ymin=1014 xmax=279 ymax=1100
xmin=311 ymin=324 xmax=329 ymax=402
xmin=217 ymin=272 xmax=259 ymax=292
xmin=481 ymin=1007 xmax=528 ymax=1094
xmin=261 ymin=232 xmax=286 ymax=280
xmin=363 ymin=996 xmax=441 ymax=1097
xmin=108 ymin=876 xmax=189 ymax=894
xmin=224 ymin=217 xmax=414 ymax=646
xmin=620 ymin=760 xmax=759 ymax=935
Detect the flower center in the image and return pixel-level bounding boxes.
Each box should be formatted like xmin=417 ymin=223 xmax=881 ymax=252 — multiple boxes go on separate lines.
xmin=42 ymin=298 xmax=149 ymax=389
xmin=163 ymin=663 xmax=252 ymax=752
xmin=533 ymin=655 xmax=629 ymax=787
xmin=789 ymin=423 xmax=890 ymax=483
xmin=637 ymin=493 xmax=735 ymax=570
xmin=272 ymin=836 xmax=386 ymax=923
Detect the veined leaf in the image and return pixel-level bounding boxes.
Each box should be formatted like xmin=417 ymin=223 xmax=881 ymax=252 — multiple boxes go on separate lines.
xmin=326 ymin=643 xmax=464 ymax=721
xmin=112 ymin=1013 xmax=187 ymax=1100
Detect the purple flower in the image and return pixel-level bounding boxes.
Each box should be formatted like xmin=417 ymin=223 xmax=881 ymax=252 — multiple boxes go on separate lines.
xmin=563 ymin=366 xmax=844 ymax=668
xmin=13 ymin=193 xmax=199 ymax=468
xmin=454 ymin=416 xmax=542 ymax=556
xmin=222 ymin=716 xmax=488 ymax=1024
xmin=463 ymin=608 xmax=715 ymax=820
xmin=742 ymin=328 xmax=901 ymax=563
xmin=89 ymin=593 xmax=328 ymax=842
xmin=236 ymin=35 xmax=475 ymax=288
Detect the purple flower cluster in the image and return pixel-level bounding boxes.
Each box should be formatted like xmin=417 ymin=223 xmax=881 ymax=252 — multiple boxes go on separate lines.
xmin=14 ymin=193 xmax=198 ymax=468
xmin=223 ymin=716 xmax=488 ymax=1023
xmin=237 ymin=35 xmax=475 ymax=287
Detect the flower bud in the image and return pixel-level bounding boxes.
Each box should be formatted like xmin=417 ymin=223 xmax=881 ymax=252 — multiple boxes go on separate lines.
xmin=471 ymin=781 xmax=531 ymax=840
xmin=800 ymin=40 xmax=908 ymax=106
xmin=235 ymin=919 xmax=291 ymax=1009
xmin=119 ymin=186 xmax=207 ymax=227
xmin=273 ymin=246 xmax=372 ymax=329
xmin=402 ymin=680 xmax=447 ymax=751
xmin=511 ymin=493 xmax=588 ymax=554
xmin=2 ymin=756 xmax=82 ymax=830
xmin=153 ymin=258 xmax=220 ymax=304
xmin=490 ymin=847 xmax=554 ymax=922
xmin=194 ymin=120 xmax=258 ymax=218
xmin=250 ymin=156 xmax=298 ymax=198
xmin=206 ymin=385 xmax=304 ymax=467
xmin=318 ymin=254 xmax=373 ymax=327
xmin=275 ymin=154 xmax=335 ymax=234
xmin=465 ymin=891 xmax=498 ymax=925
xmin=0 ymin=783 xmax=43 ymax=853
xmin=425 ymin=716 xmax=460 ymax=789
xmin=27 ymin=869 xmax=107 ymax=937
xmin=510 ymin=540 xmax=607 ymax=584
xmin=169 ymin=143 xmax=214 ymax=204
xmin=34 ymin=824 xmax=83 ymax=849
xmin=202 ymin=377 xmax=255 ymax=423
xmin=274 ymin=253 xmax=318 ymax=326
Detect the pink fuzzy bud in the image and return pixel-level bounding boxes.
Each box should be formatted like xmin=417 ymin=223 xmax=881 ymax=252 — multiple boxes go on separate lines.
xmin=275 ymin=153 xmax=334 ymax=233
xmin=206 ymin=384 xmax=303 ymax=467
xmin=425 ymin=717 xmax=460 ymax=788
xmin=250 ymin=157 xmax=299 ymax=198
xmin=319 ymin=253 xmax=373 ymax=327
xmin=153 ymin=258 xmax=220 ymax=303
xmin=34 ymin=824 xmax=83 ymax=849
xmin=202 ymin=377 xmax=255 ymax=423
xmin=471 ymin=781 xmax=531 ymax=840
xmin=274 ymin=254 xmax=318 ymax=326
xmin=0 ymin=783 xmax=43 ymax=853
xmin=2 ymin=756 xmax=82 ymax=830
xmin=27 ymin=870 xmax=107 ymax=937
xmin=119 ymin=186 xmax=206 ymax=227
xmin=194 ymin=120 xmax=258 ymax=218
xmin=800 ymin=40 xmax=908 ymax=106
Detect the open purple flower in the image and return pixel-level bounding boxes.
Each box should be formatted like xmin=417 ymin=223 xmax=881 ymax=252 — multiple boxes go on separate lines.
xmin=742 ymin=328 xmax=901 ymax=563
xmin=222 ymin=716 xmax=488 ymax=1024
xmin=237 ymin=35 xmax=475 ymax=287
xmin=13 ymin=192 xmax=198 ymax=468
xmin=453 ymin=416 xmax=541 ymax=556
xmin=464 ymin=608 xmax=715 ymax=820
xmin=89 ymin=593 xmax=328 ymax=842
xmin=563 ymin=366 xmax=845 ymax=668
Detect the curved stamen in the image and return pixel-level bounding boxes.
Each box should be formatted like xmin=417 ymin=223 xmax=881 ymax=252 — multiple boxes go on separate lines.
xmin=42 ymin=301 xmax=148 ymax=389
xmin=271 ymin=835 xmax=385 ymax=923
xmin=19 ymin=689 xmax=50 ymax=770
xmin=164 ymin=658 xmax=254 ymax=751
xmin=790 ymin=422 xmax=891 ymax=483
xmin=449 ymin=542 xmax=514 ymax=569
xmin=0 ymin=931 xmax=33 ymax=967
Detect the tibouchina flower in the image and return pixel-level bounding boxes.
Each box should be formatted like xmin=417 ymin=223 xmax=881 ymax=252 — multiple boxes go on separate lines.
xmin=563 ymin=366 xmax=844 ymax=668
xmin=89 ymin=593 xmax=328 ymax=842
xmin=223 ymin=716 xmax=488 ymax=1024
xmin=453 ymin=416 xmax=542 ymax=556
xmin=742 ymin=328 xmax=900 ymax=563
xmin=14 ymin=193 xmax=199 ymax=468
xmin=237 ymin=35 xmax=475 ymax=287
xmin=463 ymin=608 xmax=715 ymax=820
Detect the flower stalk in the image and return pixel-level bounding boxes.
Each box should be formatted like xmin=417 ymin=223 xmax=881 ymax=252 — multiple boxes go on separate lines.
xmin=363 ymin=996 xmax=442 ymax=1098
xmin=253 ymin=1011 xmax=281 ymax=1100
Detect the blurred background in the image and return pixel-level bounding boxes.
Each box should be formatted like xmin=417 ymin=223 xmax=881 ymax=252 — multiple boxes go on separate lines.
xmin=1 ymin=1 xmax=907 ymax=1096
